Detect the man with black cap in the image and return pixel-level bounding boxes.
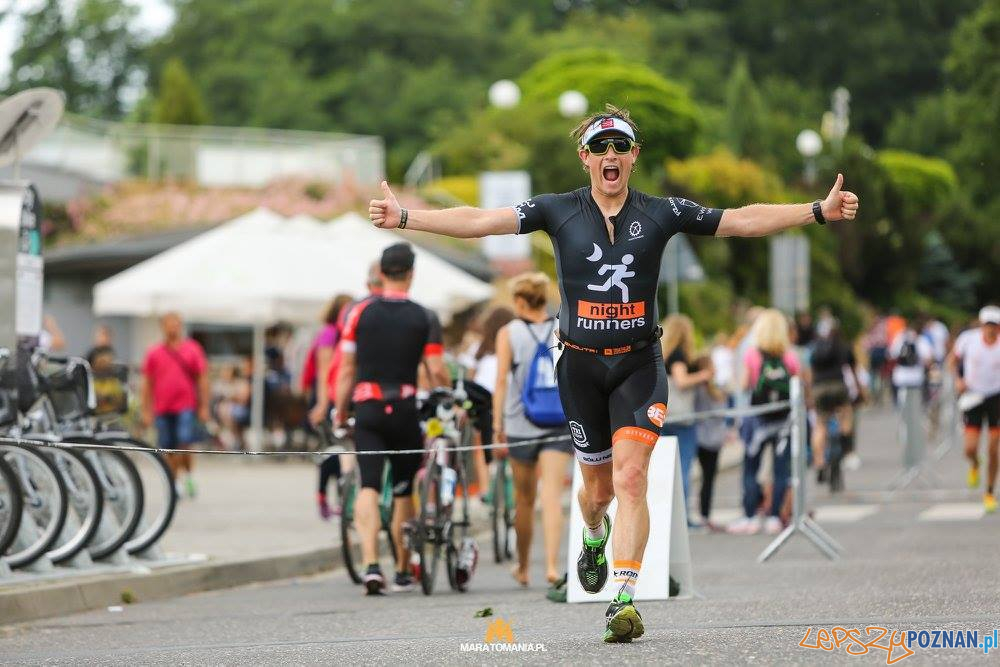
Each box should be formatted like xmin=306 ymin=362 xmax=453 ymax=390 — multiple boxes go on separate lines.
xmin=369 ymin=103 xmax=860 ymax=641
xmin=333 ymin=242 xmax=450 ymax=594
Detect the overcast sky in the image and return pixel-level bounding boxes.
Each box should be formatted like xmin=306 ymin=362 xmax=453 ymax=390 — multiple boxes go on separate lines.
xmin=1 ymin=0 xmax=174 ymax=84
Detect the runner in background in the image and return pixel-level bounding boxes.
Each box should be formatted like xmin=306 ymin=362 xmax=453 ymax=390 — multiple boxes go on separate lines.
xmin=492 ymin=272 xmax=572 ymax=587
xmin=316 ymin=264 xmax=384 ymax=520
xmin=951 ymin=305 xmax=1000 ymax=513
xmin=333 ymin=243 xmax=451 ymax=594
xmin=141 ymin=312 xmax=210 ymax=498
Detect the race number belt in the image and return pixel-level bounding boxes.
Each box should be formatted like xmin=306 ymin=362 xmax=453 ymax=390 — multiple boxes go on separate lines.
xmin=353 ymin=382 xmax=417 ymax=403
xmin=556 ymin=326 xmax=663 ymax=357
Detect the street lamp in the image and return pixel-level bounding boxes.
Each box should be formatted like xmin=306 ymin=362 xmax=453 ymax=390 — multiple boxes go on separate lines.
xmin=558 ymin=90 xmax=588 ymax=118
xmin=795 ymin=129 xmax=823 ymax=185
xmin=488 ymin=80 xmax=521 ymax=109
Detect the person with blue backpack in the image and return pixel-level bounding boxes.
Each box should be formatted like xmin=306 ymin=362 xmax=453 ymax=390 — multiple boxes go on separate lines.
xmin=492 ymin=272 xmax=572 ymax=588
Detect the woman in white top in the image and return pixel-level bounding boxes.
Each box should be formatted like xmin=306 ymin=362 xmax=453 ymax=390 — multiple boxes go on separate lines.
xmin=493 ymin=272 xmax=572 ymax=587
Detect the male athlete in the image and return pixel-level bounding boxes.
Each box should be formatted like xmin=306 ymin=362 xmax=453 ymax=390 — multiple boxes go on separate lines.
xmin=333 ymin=243 xmax=451 ymax=594
xmin=951 ymin=305 xmax=1000 ymax=513
xmin=369 ymin=105 xmax=859 ymax=640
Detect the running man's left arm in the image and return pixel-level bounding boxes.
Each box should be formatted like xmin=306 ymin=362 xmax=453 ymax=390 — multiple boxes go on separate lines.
xmin=333 ymin=349 xmax=355 ymax=428
xmin=715 ymin=174 xmax=859 ymax=238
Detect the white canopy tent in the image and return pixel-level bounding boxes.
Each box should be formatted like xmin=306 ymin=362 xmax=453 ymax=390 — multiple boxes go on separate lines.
xmin=93 ymin=207 xmax=494 ymax=446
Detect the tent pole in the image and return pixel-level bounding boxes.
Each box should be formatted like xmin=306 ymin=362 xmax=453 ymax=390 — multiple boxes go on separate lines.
xmin=251 ymin=324 xmax=266 ymax=452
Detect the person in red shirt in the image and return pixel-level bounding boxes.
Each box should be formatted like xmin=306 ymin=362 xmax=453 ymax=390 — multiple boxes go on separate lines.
xmin=141 ymin=312 xmax=209 ymax=498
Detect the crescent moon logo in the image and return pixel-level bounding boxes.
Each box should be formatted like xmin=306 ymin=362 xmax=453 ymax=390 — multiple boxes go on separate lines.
xmin=586 ymin=243 xmax=603 ymax=262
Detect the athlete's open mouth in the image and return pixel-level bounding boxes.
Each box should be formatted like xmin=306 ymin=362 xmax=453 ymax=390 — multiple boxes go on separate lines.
xmin=603 ymin=165 xmax=621 ymax=183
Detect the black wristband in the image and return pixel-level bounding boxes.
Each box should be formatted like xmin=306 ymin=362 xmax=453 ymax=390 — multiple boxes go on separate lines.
xmin=812 ymin=200 xmax=827 ymax=225
xmin=399 ymin=208 xmax=408 ymax=229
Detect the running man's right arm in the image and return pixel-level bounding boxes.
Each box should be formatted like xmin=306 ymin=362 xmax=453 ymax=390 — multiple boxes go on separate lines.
xmin=368 ymin=181 xmax=518 ymax=238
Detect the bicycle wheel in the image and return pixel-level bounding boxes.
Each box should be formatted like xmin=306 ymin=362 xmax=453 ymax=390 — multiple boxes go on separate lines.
xmin=1 ymin=443 xmax=68 ymax=568
xmin=0 ymin=455 xmax=24 ymax=556
xmin=108 ymin=437 xmax=178 ymax=555
xmin=447 ymin=457 xmax=471 ymax=593
xmin=417 ymin=460 xmax=442 ymax=595
xmin=378 ymin=463 xmax=397 ymax=571
xmin=339 ymin=468 xmax=362 ymax=584
xmin=491 ymin=460 xmax=511 ymax=564
xmin=45 ymin=448 xmax=104 ymax=564
xmin=84 ymin=447 xmax=144 ymax=560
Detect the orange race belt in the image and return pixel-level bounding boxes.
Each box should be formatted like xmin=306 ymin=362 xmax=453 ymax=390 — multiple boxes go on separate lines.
xmin=556 ymin=326 xmax=663 ymax=357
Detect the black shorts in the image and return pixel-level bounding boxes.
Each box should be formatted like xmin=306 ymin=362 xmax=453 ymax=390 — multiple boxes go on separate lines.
xmin=507 ymin=433 xmax=573 ymax=463
xmin=555 ymin=345 xmax=667 ymax=465
xmin=354 ymin=399 xmax=423 ymax=497
xmin=963 ymin=393 xmax=1000 ymax=431
xmin=814 ymin=379 xmax=850 ymax=416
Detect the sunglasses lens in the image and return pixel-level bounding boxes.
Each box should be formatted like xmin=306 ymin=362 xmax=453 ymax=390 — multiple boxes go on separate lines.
xmin=587 ymin=137 xmax=632 ymax=154
xmin=610 ymin=138 xmax=632 ymax=153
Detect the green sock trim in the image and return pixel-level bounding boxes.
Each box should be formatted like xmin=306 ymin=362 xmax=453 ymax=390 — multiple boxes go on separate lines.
xmin=616 ymin=591 xmax=632 ymax=604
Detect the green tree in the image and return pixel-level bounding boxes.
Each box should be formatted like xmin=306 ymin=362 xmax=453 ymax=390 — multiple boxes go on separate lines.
xmin=518 ymin=49 xmax=702 ymax=167
xmin=5 ymin=1 xmax=79 ymax=104
xmin=945 ymin=0 xmax=1000 ymax=212
xmin=5 ymin=0 xmax=143 ymax=118
xmin=723 ymin=56 xmax=768 ymax=161
xmin=152 ymin=59 xmax=208 ymax=126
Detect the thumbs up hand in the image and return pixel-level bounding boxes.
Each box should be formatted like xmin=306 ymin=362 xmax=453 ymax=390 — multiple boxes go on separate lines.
xmin=368 ymin=180 xmax=402 ymax=229
xmin=821 ymin=173 xmax=859 ymax=222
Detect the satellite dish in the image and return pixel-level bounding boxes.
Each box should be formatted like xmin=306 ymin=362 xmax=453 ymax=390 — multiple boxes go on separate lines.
xmin=0 ymin=88 xmax=65 ymax=174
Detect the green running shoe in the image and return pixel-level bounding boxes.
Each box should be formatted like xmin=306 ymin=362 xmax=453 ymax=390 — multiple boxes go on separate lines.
xmin=603 ymin=597 xmax=645 ymax=643
xmin=577 ymin=514 xmax=611 ymax=593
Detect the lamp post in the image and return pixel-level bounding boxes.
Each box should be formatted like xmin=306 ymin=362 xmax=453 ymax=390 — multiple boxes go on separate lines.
xmin=795 ymin=129 xmax=822 ymax=186
xmin=558 ymin=90 xmax=587 ymax=118
xmin=488 ymin=80 xmax=521 ymax=109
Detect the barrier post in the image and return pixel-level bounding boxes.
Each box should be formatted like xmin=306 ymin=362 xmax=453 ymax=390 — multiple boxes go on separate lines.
xmin=758 ymin=377 xmax=843 ymax=562
xmin=888 ymin=386 xmax=937 ymax=492
xmin=932 ymin=371 xmax=960 ymax=462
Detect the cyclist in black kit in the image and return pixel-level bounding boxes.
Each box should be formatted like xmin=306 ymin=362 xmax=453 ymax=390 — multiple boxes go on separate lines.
xmin=369 ymin=104 xmax=859 ymax=640
xmin=333 ymin=242 xmax=451 ymax=595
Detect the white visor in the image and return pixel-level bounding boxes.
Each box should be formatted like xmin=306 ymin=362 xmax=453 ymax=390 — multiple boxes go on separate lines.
xmin=979 ymin=305 xmax=1000 ymax=325
xmin=581 ymin=117 xmax=636 ymax=146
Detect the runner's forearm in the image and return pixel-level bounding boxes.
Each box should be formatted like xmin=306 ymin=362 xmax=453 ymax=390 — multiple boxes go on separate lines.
xmin=404 ymin=207 xmax=517 ymax=238
xmin=718 ymin=203 xmax=814 ymax=238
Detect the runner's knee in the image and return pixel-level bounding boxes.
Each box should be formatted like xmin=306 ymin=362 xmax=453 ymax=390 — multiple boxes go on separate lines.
xmin=612 ymin=462 xmax=647 ymax=502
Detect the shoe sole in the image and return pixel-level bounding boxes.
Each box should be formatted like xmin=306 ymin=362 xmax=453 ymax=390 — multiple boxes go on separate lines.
xmin=604 ymin=606 xmax=644 ymax=643
xmin=364 ymin=579 xmax=386 ymax=596
xmin=390 ymin=583 xmax=416 ymax=593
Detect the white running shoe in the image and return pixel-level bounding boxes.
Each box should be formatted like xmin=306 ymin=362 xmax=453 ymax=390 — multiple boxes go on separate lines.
xmin=843 ymin=453 xmax=862 ymax=471
xmin=727 ymin=516 xmax=762 ymax=535
xmin=763 ymin=516 xmax=783 ymax=535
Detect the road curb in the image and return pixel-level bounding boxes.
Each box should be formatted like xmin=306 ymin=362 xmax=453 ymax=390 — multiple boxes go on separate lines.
xmin=0 ymin=545 xmax=342 ymax=627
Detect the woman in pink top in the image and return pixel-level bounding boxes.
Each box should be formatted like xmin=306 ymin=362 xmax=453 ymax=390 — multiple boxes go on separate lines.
xmin=728 ymin=309 xmax=800 ymax=536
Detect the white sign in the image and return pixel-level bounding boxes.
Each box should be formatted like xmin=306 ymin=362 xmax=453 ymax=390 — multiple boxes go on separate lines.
xmin=15 ymin=253 xmax=43 ymax=337
xmin=479 ymin=171 xmax=531 ymax=260
xmin=566 ymin=436 xmax=694 ymax=603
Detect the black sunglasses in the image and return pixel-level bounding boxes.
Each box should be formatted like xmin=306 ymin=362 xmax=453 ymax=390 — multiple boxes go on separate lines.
xmin=585 ymin=136 xmax=636 ymax=155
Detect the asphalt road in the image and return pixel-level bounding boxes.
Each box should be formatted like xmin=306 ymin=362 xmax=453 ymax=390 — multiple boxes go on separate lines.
xmin=2 ymin=407 xmax=998 ymax=665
